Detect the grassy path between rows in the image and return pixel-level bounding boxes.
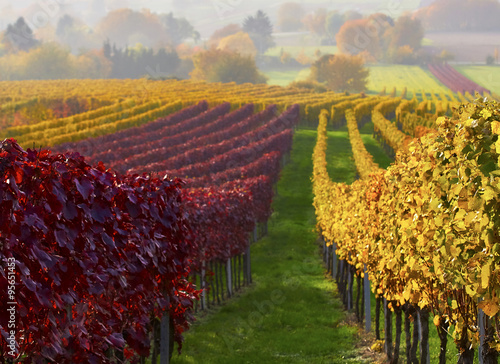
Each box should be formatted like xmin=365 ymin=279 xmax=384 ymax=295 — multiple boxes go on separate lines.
xmin=171 ymin=119 xmax=426 ymax=363
xmin=172 ymin=127 xmax=367 ymax=363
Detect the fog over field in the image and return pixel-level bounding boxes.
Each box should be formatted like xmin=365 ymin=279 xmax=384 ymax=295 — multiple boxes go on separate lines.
xmin=0 ymin=0 xmax=500 ymax=83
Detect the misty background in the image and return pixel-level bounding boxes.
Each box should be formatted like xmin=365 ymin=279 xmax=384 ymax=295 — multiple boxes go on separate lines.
xmin=0 ymin=0 xmax=499 ymax=81
xmin=0 ymin=1 xmax=423 ymax=33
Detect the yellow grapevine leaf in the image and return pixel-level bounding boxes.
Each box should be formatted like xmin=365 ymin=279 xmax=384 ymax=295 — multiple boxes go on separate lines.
xmin=491 ymin=120 xmax=500 ymax=134
xmin=371 ymin=340 xmax=384 ymax=353
xmin=482 ymin=186 xmax=497 ymax=202
xmin=429 ymin=198 xmax=440 ymax=211
xmin=480 ymin=214 xmax=490 ymax=228
xmin=465 ymin=212 xmax=476 ymax=225
xmin=454 ymin=220 xmax=467 ymax=231
xmin=436 ymin=116 xmax=447 ymax=127
xmin=457 ymin=199 xmax=468 ymax=209
xmin=402 ymin=289 xmax=411 ymax=301
xmin=455 ymin=209 xmax=467 ymax=221
xmin=482 ymin=230 xmax=494 ymax=249
xmin=451 ymin=300 xmax=458 ymax=310
xmin=479 ymin=298 xmax=500 ymax=317
xmin=466 ymin=284 xmax=477 ymax=297
xmin=435 ymin=216 xmax=443 ymax=227
xmin=433 ymin=315 xmax=441 ymax=327
xmin=449 ymin=244 xmax=460 ymax=258
xmin=482 ymin=262 xmax=491 ymax=289
xmin=468 ymin=197 xmax=483 ymax=211
xmin=481 ymin=109 xmax=493 ymax=120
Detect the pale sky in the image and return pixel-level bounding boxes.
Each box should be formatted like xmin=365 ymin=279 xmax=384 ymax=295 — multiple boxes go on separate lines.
xmin=0 ymin=0 xmax=424 ymax=36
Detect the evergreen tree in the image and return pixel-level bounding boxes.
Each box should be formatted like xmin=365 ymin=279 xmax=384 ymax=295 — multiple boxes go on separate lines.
xmin=3 ymin=17 xmax=39 ymax=52
xmin=325 ymin=11 xmax=344 ymax=42
xmin=242 ymin=10 xmax=275 ymax=54
xmin=56 ymin=14 xmax=74 ymax=37
xmin=160 ymin=12 xmax=200 ymax=45
xmin=102 ymin=41 xmax=180 ymax=79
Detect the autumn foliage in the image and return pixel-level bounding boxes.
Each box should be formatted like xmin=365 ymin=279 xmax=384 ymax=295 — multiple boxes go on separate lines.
xmin=190 ymin=48 xmax=267 ymax=84
xmin=217 ymin=31 xmax=258 ymax=59
xmin=0 ymin=139 xmax=198 ymax=362
xmin=415 ymin=0 xmax=500 ymax=31
xmin=208 ymin=24 xmax=242 ymax=48
xmin=336 ymin=13 xmax=424 ymax=64
xmin=314 ymin=96 xmax=500 ymax=358
xmin=0 ymin=98 xmax=301 ymax=362
xmin=309 ymin=54 xmax=368 ymax=93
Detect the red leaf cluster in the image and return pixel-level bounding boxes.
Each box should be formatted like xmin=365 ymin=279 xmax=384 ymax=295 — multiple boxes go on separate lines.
xmin=0 ymin=139 xmax=197 ymax=362
xmin=0 ymin=102 xmax=300 ymax=362
xmin=54 ymin=101 xmax=211 ymax=159
xmin=127 ymin=104 xmax=299 ymax=175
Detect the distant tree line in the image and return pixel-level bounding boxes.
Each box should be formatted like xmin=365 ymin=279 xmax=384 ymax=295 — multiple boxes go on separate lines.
xmin=415 ymin=0 xmax=500 ymax=32
xmin=102 ymin=41 xmax=185 ymax=79
xmin=336 ymin=13 xmax=425 ymax=65
xmin=0 ymin=10 xmax=198 ymax=81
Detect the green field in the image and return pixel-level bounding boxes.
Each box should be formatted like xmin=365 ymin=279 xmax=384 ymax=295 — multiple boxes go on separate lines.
xmin=454 ymin=65 xmax=500 ymax=95
xmin=264 ymin=63 xmax=500 ymax=101
xmin=264 ymin=64 xmax=452 ymax=97
xmin=366 ymin=64 xmax=450 ymax=97
xmin=263 ymin=68 xmax=310 ymax=87
xmin=265 ymin=45 xmax=338 ymax=59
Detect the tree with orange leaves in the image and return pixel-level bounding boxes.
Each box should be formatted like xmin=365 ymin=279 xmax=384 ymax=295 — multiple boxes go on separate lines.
xmin=217 ymin=32 xmax=258 ymax=59
xmin=302 ymin=8 xmax=327 ymax=36
xmin=190 ymin=48 xmax=267 ymax=84
xmin=336 ymin=18 xmax=382 ymax=60
xmin=309 ymin=54 xmax=368 ymax=93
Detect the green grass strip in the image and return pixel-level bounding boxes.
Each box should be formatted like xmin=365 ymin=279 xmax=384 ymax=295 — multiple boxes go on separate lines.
xmin=358 ymin=121 xmax=393 ymax=170
xmin=324 ymin=121 xmax=393 ymax=183
xmin=172 ymin=129 xmax=365 ymax=363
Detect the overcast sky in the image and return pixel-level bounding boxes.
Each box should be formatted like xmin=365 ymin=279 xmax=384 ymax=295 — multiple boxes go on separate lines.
xmin=0 ymin=0 xmax=424 ymax=36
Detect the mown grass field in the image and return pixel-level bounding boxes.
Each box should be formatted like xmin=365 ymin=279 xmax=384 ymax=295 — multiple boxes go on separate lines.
xmin=264 ymin=64 xmax=452 ymax=98
xmin=263 ymin=68 xmax=310 ymax=87
xmin=366 ymin=64 xmax=450 ymax=97
xmin=265 ymin=45 xmax=338 ymax=59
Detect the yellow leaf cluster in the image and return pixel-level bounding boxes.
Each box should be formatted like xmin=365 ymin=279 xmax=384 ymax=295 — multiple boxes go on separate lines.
xmin=312 ymin=96 xmax=500 ymax=348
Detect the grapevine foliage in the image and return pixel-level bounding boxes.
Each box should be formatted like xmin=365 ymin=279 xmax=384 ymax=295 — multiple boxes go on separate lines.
xmin=314 ymin=97 xmax=500 ymax=350
xmin=0 ymin=139 xmax=198 ymax=362
xmin=0 ymin=101 xmax=300 ymax=362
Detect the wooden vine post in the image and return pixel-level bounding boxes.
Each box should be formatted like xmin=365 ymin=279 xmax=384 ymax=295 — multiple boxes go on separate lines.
xmin=226 ymin=258 xmax=233 ymax=298
xmin=160 ymin=313 xmax=170 ymax=364
xmin=363 ymin=264 xmax=371 ymax=332
xmin=418 ymin=308 xmax=430 ymax=364
xmin=332 ymin=242 xmax=337 ymax=280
